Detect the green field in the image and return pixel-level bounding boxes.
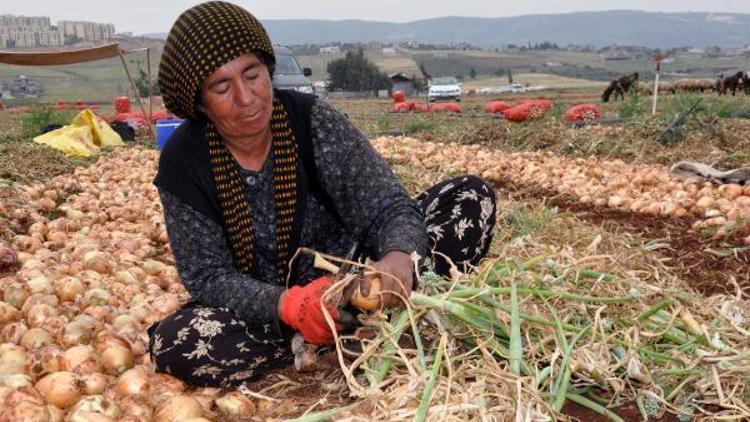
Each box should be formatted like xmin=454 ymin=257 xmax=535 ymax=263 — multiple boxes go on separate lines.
xmin=1 ymin=42 xmax=748 ymax=104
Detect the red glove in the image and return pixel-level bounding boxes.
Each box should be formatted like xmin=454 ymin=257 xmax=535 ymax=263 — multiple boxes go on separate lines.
xmin=279 ymin=277 xmax=342 ymax=345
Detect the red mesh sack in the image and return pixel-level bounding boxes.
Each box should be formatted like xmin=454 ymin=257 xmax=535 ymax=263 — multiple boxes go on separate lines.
xmin=565 ymin=104 xmax=601 ymax=122
xmin=484 ymin=101 xmax=512 ymax=113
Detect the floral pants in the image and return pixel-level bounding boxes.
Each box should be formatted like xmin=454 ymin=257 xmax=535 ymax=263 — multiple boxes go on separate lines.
xmin=148 ymin=176 xmax=496 ymax=387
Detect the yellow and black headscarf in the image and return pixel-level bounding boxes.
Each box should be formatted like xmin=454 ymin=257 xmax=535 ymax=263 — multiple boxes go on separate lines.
xmin=159 ymin=1 xmax=299 ymax=283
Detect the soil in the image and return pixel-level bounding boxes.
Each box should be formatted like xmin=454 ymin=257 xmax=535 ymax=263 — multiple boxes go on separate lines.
xmin=563 ymin=401 xmax=680 ymax=422
xmin=492 ymin=178 xmax=750 ymax=296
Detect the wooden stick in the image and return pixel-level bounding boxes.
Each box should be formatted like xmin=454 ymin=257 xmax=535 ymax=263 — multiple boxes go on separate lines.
xmin=146 ymin=47 xmax=153 ymax=138
xmin=119 ymin=50 xmax=153 ymax=138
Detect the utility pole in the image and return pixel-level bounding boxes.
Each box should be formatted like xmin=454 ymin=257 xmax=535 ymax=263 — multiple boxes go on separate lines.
xmin=652 ymin=53 xmax=663 ymax=116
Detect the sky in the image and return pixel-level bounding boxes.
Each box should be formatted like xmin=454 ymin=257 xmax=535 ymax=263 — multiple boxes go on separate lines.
xmin=3 ymin=0 xmax=750 ymax=34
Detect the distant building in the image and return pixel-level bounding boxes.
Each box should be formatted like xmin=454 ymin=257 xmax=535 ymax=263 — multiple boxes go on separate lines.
xmin=58 ymin=20 xmax=115 ymax=43
xmin=11 ymin=75 xmax=43 ymax=98
xmin=319 ymin=46 xmax=340 ymax=54
xmin=0 ymin=14 xmax=63 ymax=48
xmin=390 ymin=73 xmax=414 ymax=96
xmin=382 ymin=47 xmax=396 ymax=55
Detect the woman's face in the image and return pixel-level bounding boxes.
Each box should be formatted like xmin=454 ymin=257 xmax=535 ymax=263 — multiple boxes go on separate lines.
xmin=200 ymin=53 xmax=273 ymax=141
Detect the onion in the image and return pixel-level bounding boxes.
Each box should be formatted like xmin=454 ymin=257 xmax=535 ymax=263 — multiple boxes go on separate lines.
xmin=55 ymin=277 xmax=84 ymax=302
xmin=35 ymin=371 xmax=85 ymax=408
xmin=63 ymin=345 xmax=102 ymax=374
xmin=83 ymin=289 xmax=113 ymax=307
xmin=215 ymin=391 xmax=256 ymax=417
xmin=28 ymin=345 xmax=65 ymax=378
xmin=82 ymin=372 xmax=109 ymax=395
xmin=0 ymin=243 xmax=16 ymax=270
xmin=1 ymin=388 xmax=50 ymax=421
xmin=113 ymin=314 xmax=138 ymax=332
xmin=93 ymin=331 xmax=129 ymax=353
xmin=22 ymin=293 xmax=59 ymax=314
xmin=3 ymin=285 xmax=29 ymax=308
xmin=148 ymin=373 xmax=186 ymax=406
xmin=27 ymin=275 xmax=52 ymax=295
xmin=0 ymin=302 xmax=19 ymax=324
xmin=151 ymin=294 xmax=180 ymax=317
xmin=20 ymin=327 xmax=54 ymax=349
xmin=142 ymin=260 xmax=166 ymax=276
xmin=61 ymin=321 xmax=93 ymax=347
xmin=153 ymin=395 xmax=203 ymax=422
xmin=100 ymin=345 xmax=134 ymax=375
xmin=114 ymin=271 xmax=139 ymax=286
xmin=1 ymin=322 xmax=28 ymax=344
xmin=117 ymin=395 xmax=153 ymax=419
xmin=0 ymin=373 xmax=32 ymax=388
xmin=26 ymin=303 xmax=58 ymax=328
xmin=114 ymin=367 xmax=151 ymax=397
xmin=67 ymin=394 xmax=120 ymax=421
xmin=13 ymin=235 xmax=42 ymax=253
xmin=83 ymin=251 xmax=114 ymax=274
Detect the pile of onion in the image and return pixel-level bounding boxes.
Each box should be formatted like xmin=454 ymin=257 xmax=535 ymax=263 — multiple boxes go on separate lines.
xmin=372 ymin=136 xmax=750 ymax=245
xmin=0 ymin=148 xmax=272 ymax=421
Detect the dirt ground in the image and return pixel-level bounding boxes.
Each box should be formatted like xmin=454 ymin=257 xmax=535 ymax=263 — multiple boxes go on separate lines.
xmin=1 ymin=89 xmax=749 ymax=420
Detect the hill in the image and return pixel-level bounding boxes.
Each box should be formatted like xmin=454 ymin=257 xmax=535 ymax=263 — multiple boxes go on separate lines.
xmin=257 ymin=11 xmax=750 ymax=49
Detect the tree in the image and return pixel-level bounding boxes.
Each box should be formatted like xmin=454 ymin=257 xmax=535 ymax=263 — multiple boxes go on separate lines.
xmin=469 ymin=67 xmax=477 ymax=79
xmin=326 ymin=48 xmax=391 ymax=92
xmin=507 ymin=69 xmax=514 ymax=84
xmin=134 ymin=69 xmax=160 ymax=98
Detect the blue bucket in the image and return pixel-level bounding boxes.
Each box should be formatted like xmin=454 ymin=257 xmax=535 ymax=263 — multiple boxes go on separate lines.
xmin=155 ymin=119 xmax=184 ymax=150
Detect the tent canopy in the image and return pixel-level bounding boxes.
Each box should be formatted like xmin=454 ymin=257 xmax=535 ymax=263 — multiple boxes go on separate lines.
xmin=0 ymin=43 xmax=123 ymax=66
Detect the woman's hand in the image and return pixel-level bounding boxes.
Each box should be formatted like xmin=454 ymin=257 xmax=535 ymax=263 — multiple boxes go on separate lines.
xmin=278 ymin=277 xmax=342 ymax=345
xmin=359 ymin=250 xmax=414 ymax=308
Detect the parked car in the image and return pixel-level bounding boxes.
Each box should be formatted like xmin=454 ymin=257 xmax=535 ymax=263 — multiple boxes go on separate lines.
xmin=509 ymin=83 xmax=527 ymax=93
xmin=428 ymin=77 xmax=462 ymax=102
xmin=273 ymin=46 xmax=314 ymax=94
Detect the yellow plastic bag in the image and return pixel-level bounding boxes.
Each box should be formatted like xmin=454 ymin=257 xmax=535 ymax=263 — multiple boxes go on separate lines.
xmin=71 ymin=109 xmax=124 ymax=147
xmin=33 ymin=126 xmax=99 ymax=157
xmin=33 ymin=108 xmax=123 ymax=157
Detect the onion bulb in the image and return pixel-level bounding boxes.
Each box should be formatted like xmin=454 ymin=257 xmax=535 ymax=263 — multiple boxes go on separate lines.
xmin=67 ymin=394 xmax=120 ymax=421
xmin=0 ymin=373 xmax=32 ymax=388
xmin=116 ymin=395 xmax=153 ymax=419
xmin=61 ymin=321 xmax=93 ymax=348
xmin=100 ymin=345 xmax=134 ymax=375
xmin=83 ymin=251 xmax=114 ymax=274
xmin=82 ymin=372 xmax=109 ymax=395
xmin=20 ymin=327 xmax=54 ymax=349
xmin=55 ymin=277 xmax=84 ymax=302
xmin=0 ymin=243 xmax=16 ymax=270
xmin=63 ymin=345 xmax=102 ymax=374
xmin=1 ymin=322 xmax=28 ymax=344
xmin=3 ymin=286 xmax=30 ymax=309
xmin=35 ymin=371 xmax=85 ymax=408
xmin=26 ymin=303 xmax=58 ymax=328
xmin=27 ymin=275 xmax=52 ymax=295
xmin=114 ymin=367 xmax=150 ymax=397
xmin=142 ymin=260 xmax=165 ymax=276
xmin=215 ymin=391 xmax=256 ymax=417
xmin=154 ymin=395 xmax=203 ymax=422
xmin=0 ymin=302 xmax=19 ymax=324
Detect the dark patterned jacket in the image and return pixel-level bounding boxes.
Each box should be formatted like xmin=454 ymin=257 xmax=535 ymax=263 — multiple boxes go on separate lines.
xmin=154 ymin=91 xmax=427 ymax=332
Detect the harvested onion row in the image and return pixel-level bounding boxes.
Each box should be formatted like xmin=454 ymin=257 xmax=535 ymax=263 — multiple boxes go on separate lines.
xmin=372 ymin=136 xmax=750 ymax=244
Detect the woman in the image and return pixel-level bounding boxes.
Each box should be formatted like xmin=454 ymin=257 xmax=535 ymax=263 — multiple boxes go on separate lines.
xmin=150 ymin=1 xmax=496 ymax=388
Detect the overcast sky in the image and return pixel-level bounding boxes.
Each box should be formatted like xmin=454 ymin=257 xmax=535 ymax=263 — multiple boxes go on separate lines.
xmin=3 ymin=0 xmax=750 ymax=34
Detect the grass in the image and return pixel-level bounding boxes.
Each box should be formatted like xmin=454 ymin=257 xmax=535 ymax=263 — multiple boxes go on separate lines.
xmin=499 ymin=203 xmax=559 ymax=242
xmin=21 ymin=106 xmax=78 ymax=138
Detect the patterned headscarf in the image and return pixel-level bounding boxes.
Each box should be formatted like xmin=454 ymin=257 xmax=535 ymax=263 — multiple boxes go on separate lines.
xmin=159 ymin=1 xmax=299 ymax=283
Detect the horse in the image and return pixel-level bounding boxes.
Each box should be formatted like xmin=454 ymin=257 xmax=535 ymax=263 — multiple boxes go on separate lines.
xmin=718 ymin=71 xmax=745 ymax=96
xmin=601 ymin=72 xmax=639 ymax=102
xmin=743 ymin=72 xmax=750 ymax=95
